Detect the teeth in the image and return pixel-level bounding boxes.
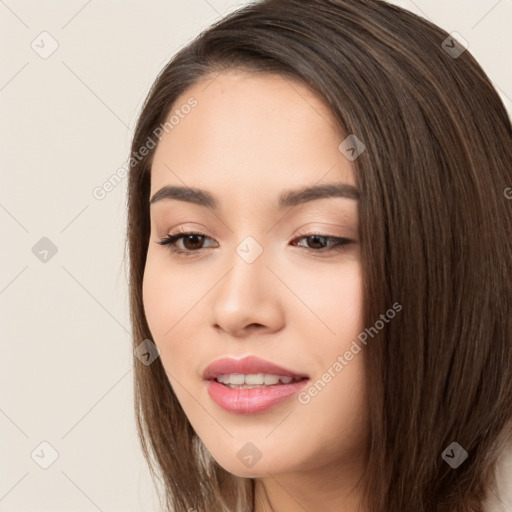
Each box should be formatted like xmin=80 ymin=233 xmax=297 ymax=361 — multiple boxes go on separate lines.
xmin=216 ymin=373 xmax=300 ymax=387
xmin=264 ymin=375 xmax=280 ymax=385
xmin=245 ymin=374 xmax=265 ymax=385
xmin=230 ymin=374 xmax=245 ymax=385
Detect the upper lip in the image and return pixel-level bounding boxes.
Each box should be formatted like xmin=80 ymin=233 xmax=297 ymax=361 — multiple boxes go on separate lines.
xmin=203 ymin=355 xmax=309 ymax=380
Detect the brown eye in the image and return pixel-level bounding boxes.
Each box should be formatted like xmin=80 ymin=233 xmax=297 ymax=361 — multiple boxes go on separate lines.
xmin=178 ymin=233 xmax=207 ymax=251
xmin=292 ymin=234 xmax=353 ymax=253
xmin=156 ymin=231 xmax=353 ymax=257
xmin=156 ymin=231 xmax=217 ymax=256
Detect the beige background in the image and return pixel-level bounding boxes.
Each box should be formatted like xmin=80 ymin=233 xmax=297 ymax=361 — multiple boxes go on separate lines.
xmin=0 ymin=0 xmax=511 ymax=510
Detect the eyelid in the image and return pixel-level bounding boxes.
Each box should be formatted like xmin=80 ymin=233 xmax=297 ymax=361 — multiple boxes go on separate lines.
xmin=155 ymin=227 xmax=355 ymax=258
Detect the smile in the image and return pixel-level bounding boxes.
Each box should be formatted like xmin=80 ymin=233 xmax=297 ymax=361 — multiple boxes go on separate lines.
xmin=203 ymin=355 xmax=310 ymax=414
xmin=215 ymin=373 xmax=304 ymax=388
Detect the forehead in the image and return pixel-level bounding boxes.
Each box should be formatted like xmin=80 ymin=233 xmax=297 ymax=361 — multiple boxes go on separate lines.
xmin=149 ymin=70 xmax=356 ymax=201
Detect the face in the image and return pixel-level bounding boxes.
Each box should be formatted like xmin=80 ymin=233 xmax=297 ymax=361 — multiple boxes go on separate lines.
xmin=142 ymin=70 xmax=369 ymax=479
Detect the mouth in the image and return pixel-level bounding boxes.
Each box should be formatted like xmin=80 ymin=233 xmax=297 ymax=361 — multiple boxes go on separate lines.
xmin=202 ymin=356 xmax=310 ymax=414
xmin=213 ymin=373 xmax=308 ymax=389
xmin=202 ymin=354 xmax=309 ymax=382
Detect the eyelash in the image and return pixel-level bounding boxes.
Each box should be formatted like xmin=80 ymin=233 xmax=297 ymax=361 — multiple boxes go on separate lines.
xmin=155 ymin=229 xmax=353 ymax=257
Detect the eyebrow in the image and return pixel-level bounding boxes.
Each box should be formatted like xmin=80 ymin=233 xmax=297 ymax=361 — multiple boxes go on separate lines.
xmin=149 ymin=183 xmax=359 ymax=210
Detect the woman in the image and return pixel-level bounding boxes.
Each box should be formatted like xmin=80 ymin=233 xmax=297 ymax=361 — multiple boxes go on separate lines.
xmin=126 ymin=0 xmax=512 ymax=510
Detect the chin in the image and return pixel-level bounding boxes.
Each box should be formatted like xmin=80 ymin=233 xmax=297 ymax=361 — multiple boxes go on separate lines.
xmin=206 ymin=445 xmax=293 ymax=479
xmin=215 ymin=460 xmax=271 ymax=479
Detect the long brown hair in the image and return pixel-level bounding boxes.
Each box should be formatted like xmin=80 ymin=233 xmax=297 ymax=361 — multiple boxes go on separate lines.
xmin=125 ymin=0 xmax=512 ymax=510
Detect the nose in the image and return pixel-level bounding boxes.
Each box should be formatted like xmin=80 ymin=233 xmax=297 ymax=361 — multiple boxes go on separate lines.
xmin=210 ymin=241 xmax=284 ymax=337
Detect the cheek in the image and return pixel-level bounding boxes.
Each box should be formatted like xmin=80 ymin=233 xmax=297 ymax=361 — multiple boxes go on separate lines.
xmin=141 ymin=258 xmax=169 ymax=339
xmin=141 ymin=253 xmax=205 ymax=374
xmin=325 ymin=265 xmax=362 ymax=327
xmin=286 ymin=259 xmax=363 ymax=333
xmin=292 ymin=261 xmax=366 ymax=437
xmin=141 ymin=251 xmax=196 ymax=338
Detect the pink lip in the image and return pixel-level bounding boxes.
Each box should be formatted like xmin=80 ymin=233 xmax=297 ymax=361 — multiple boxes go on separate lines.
xmin=202 ymin=355 xmax=309 ymax=380
xmin=203 ymin=355 xmax=309 ymax=414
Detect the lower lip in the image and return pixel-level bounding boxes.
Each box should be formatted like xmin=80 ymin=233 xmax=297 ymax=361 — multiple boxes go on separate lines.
xmin=206 ymin=378 xmax=309 ymax=414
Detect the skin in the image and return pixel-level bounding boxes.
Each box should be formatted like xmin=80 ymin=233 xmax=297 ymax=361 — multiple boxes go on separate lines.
xmin=142 ymin=70 xmax=369 ymax=512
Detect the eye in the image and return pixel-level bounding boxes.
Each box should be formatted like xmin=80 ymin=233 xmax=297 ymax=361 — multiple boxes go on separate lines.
xmin=156 ymin=230 xmax=217 ymax=257
xmin=155 ymin=230 xmax=354 ymax=257
xmin=291 ymin=233 xmax=353 ymax=253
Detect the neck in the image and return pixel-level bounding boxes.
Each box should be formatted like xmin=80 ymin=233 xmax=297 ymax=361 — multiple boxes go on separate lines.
xmin=253 ymin=458 xmax=367 ymax=512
